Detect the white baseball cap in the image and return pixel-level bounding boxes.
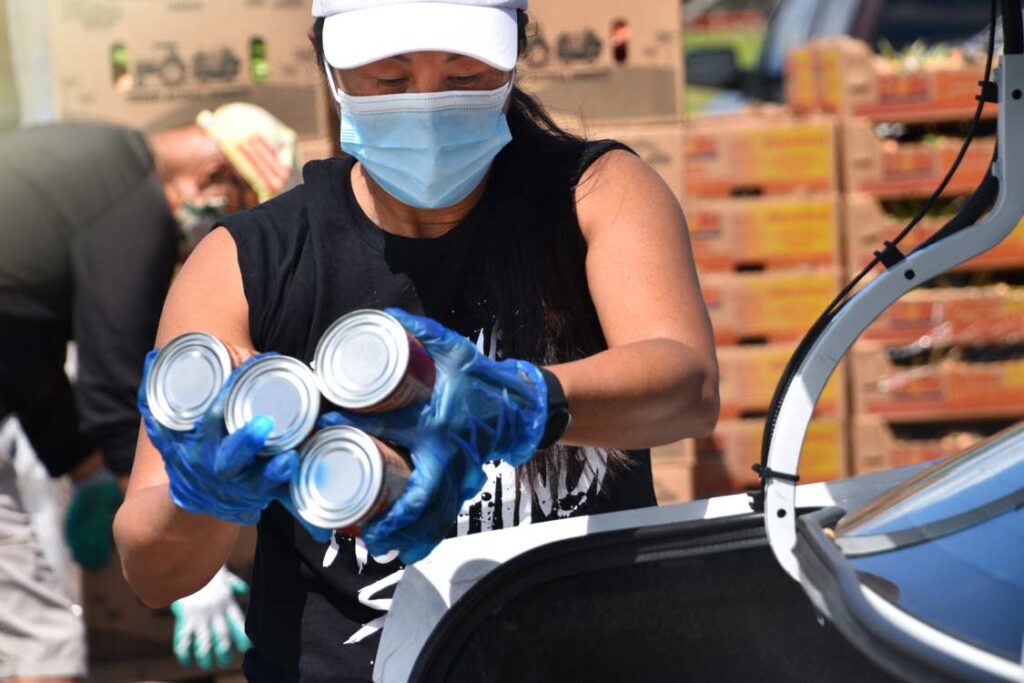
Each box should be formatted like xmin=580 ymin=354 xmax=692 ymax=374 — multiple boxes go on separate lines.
xmin=312 ymin=0 xmax=527 ymax=71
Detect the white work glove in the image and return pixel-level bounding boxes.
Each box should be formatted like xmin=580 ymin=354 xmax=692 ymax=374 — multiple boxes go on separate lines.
xmin=170 ymin=566 xmax=252 ymax=670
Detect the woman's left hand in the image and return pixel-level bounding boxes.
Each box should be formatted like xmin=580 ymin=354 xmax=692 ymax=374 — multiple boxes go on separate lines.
xmin=317 ymin=308 xmax=549 ymax=563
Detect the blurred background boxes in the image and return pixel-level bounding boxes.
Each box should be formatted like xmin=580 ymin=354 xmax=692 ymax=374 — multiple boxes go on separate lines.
xmin=689 ymin=194 xmax=840 ymax=270
xmin=717 ymin=343 xmax=845 ymax=419
xmin=8 ymin=0 xmax=328 ymax=141
xmin=702 ymin=268 xmax=840 ymax=344
xmin=787 ymin=36 xmax=995 ymax=123
xmin=844 ymin=194 xmax=1024 ymax=274
xmin=851 ymin=341 xmax=1024 ymax=420
xmin=684 ymin=111 xmax=838 ymax=197
xmin=851 ymin=414 xmax=991 ymax=475
xmin=518 ymin=0 xmax=685 ymax=123
xmin=863 ymin=285 xmax=1024 ymax=346
xmin=841 ymin=117 xmax=995 ymax=198
xmin=650 ymin=439 xmax=696 ymax=504
xmin=565 ymin=119 xmax=686 ymax=201
xmin=695 ymin=417 xmax=846 ymax=497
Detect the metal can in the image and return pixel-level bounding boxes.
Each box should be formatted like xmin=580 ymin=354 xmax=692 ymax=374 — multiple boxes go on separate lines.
xmin=313 ymin=310 xmax=436 ymax=413
xmin=290 ymin=426 xmax=412 ymax=534
xmin=223 ymin=356 xmax=321 ymax=455
xmin=145 ymin=333 xmax=254 ymax=432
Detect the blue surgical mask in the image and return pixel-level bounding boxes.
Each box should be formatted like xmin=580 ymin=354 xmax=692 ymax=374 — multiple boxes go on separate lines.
xmin=326 ymin=66 xmax=514 ymax=209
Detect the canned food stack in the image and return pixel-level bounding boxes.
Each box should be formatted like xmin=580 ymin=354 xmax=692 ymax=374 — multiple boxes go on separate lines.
xmin=786 ymin=36 xmax=1024 ymax=475
xmin=683 ymin=106 xmax=848 ymax=497
xmin=147 ymin=310 xmax=435 ymax=533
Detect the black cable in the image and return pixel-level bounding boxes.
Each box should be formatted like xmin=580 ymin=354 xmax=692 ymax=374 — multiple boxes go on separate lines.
xmin=1005 ymin=0 xmax=1024 ymax=54
xmin=754 ymin=0 xmax=1006 ymax=508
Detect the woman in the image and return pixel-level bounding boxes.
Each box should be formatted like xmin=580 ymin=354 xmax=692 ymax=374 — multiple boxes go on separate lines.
xmin=114 ymin=0 xmax=719 ymax=679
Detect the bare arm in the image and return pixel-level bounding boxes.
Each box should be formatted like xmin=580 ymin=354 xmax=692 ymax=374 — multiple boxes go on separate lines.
xmin=113 ymin=228 xmax=252 ymax=607
xmin=549 ymin=150 xmax=719 ymax=449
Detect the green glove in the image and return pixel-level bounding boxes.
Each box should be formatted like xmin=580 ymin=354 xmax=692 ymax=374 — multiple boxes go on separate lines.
xmin=64 ymin=471 xmax=123 ymax=572
xmin=171 ymin=567 xmax=252 ymax=671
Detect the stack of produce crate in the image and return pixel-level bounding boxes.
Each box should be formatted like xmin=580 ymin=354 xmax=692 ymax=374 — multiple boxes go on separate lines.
xmin=519 ymin=0 xmax=694 ymax=503
xmin=683 ymin=107 xmax=849 ymax=497
xmin=788 ymin=36 xmax=1024 ymax=475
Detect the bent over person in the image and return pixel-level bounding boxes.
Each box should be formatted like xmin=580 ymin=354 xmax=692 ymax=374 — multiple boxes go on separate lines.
xmin=0 ymin=104 xmax=298 ymax=680
xmin=115 ymin=1 xmax=720 ymax=680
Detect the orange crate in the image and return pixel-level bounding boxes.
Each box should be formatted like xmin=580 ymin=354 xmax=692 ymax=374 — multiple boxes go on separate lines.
xmin=717 ymin=343 xmax=845 ymax=419
xmin=703 ymin=269 xmax=839 ymax=344
xmin=844 ymin=194 xmax=1024 ymax=274
xmin=685 ymin=111 xmax=838 ymax=198
xmin=843 ymin=118 xmax=994 ymax=198
xmin=690 ymin=195 xmax=841 ymax=271
xmin=695 ymin=417 xmax=848 ymax=497
xmin=864 ymin=285 xmax=1024 ymax=346
xmin=852 ymin=342 xmax=1024 ymax=420
xmin=787 ymin=37 xmax=995 ymax=123
xmin=851 ymin=414 xmax=993 ymax=475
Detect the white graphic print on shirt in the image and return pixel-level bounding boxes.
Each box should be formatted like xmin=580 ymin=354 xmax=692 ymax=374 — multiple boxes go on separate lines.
xmin=334 ymin=324 xmax=609 ymax=644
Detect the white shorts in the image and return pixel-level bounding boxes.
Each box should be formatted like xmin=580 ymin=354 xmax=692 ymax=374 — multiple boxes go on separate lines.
xmin=0 ymin=421 xmax=86 ymax=679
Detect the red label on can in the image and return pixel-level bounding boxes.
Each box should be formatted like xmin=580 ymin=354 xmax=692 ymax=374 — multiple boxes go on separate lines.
xmin=357 ymin=332 xmax=436 ymax=414
xmin=338 ymin=436 xmax=412 ymax=536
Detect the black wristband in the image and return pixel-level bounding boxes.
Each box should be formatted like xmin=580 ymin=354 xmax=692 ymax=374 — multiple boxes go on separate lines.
xmin=538 ymin=369 xmax=571 ymax=449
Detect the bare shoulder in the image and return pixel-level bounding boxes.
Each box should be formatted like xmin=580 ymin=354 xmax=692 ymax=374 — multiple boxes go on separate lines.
xmin=155 ymin=226 xmax=251 ymax=349
xmin=574 ymin=148 xmax=685 ymax=243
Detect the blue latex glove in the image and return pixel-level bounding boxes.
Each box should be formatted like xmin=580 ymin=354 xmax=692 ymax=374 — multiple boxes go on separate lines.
xmin=139 ymin=350 xmax=330 ymax=542
xmin=64 ymin=468 xmax=123 ymax=572
xmin=317 ymin=308 xmax=548 ymax=563
xmin=171 ymin=567 xmax=252 ymax=671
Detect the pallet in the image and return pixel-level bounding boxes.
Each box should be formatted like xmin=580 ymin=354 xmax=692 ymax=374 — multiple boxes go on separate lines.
xmin=689 ymin=194 xmax=841 ymax=271
xmin=694 ymin=416 xmax=848 ymax=498
xmin=717 ymin=343 xmax=846 ymax=419
xmin=703 ymin=268 xmax=841 ymax=344
xmin=685 ymin=110 xmax=838 ymax=198
xmin=843 ymin=118 xmax=994 ymax=198
xmin=851 ymin=341 xmax=1024 ymax=420
xmin=787 ymin=36 xmax=996 ymax=123
xmin=844 ymin=193 xmax=1024 ymax=274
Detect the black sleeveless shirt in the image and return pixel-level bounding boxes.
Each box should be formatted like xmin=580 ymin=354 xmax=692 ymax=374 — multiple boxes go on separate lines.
xmin=222 ymin=139 xmax=658 ymax=681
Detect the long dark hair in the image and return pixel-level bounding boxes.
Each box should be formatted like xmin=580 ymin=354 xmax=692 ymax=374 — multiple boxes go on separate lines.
xmin=313 ymin=13 xmax=629 ymax=498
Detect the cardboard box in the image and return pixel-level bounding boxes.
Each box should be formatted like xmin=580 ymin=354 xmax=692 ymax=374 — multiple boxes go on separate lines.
xmin=566 ymin=120 xmax=685 ymax=200
xmin=695 ymin=417 xmax=847 ymax=496
xmin=717 ymin=343 xmax=845 ymax=419
xmin=787 ymin=37 xmax=994 ymax=123
xmin=851 ymin=414 xmax=984 ymax=475
xmin=852 ymin=341 xmax=1024 ymax=419
xmin=844 ymin=193 xmax=1024 ymax=273
xmin=651 ymin=439 xmax=696 ymax=504
xmin=690 ymin=195 xmax=841 ymax=271
xmin=842 ymin=118 xmax=995 ymax=198
xmin=685 ymin=112 xmax=838 ymax=198
xmin=864 ymin=285 xmax=1024 ymax=346
xmin=18 ymin=0 xmax=326 ymax=138
xmin=703 ymin=268 xmax=839 ymax=344
xmin=517 ymin=0 xmax=684 ymax=123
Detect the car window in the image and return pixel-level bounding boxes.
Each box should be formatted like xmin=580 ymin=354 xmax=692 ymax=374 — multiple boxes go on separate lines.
xmin=872 ymin=0 xmax=993 ymax=49
xmin=760 ymin=0 xmax=859 ymax=76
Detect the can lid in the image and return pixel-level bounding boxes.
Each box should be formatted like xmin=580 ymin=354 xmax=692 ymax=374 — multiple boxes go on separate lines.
xmin=224 ymin=356 xmax=320 ymax=454
xmin=313 ymin=310 xmax=410 ymax=410
xmin=146 ymin=333 xmax=232 ymax=432
xmin=290 ymin=426 xmax=384 ymax=529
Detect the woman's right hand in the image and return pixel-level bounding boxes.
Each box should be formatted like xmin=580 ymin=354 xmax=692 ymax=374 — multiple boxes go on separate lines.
xmin=137 ymin=350 xmax=327 ymax=541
